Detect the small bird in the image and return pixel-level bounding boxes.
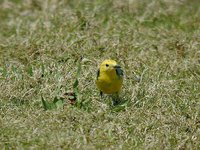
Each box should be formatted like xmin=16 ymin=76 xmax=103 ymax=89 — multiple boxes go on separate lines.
xmin=96 ymin=60 xmax=123 ymax=105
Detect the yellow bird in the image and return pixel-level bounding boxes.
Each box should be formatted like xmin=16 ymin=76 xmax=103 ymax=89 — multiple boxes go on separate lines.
xmin=96 ymin=60 xmax=123 ymax=104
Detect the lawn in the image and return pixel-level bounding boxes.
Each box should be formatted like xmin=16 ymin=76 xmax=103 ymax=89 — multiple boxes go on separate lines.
xmin=0 ymin=0 xmax=200 ymax=149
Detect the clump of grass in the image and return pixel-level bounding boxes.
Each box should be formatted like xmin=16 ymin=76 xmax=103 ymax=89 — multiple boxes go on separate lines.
xmin=41 ymin=57 xmax=90 ymax=110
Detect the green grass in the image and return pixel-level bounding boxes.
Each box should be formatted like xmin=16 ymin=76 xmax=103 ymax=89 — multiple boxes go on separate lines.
xmin=0 ymin=0 xmax=200 ymax=149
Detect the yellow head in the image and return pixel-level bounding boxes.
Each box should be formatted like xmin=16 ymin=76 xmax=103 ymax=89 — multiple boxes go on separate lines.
xmin=98 ymin=59 xmax=123 ymax=78
xmin=100 ymin=59 xmax=117 ymax=71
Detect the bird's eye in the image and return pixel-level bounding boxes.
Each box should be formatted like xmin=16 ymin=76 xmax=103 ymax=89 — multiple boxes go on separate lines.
xmin=106 ymin=64 xmax=109 ymax=67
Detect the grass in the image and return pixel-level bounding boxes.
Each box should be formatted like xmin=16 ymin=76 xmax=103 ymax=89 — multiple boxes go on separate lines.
xmin=0 ymin=0 xmax=200 ymax=149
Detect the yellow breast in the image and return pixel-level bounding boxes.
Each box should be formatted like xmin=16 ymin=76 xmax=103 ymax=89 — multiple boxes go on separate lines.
xmin=96 ymin=70 xmax=123 ymax=94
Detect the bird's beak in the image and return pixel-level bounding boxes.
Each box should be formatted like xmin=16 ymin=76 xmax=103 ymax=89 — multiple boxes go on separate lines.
xmin=114 ymin=65 xmax=121 ymax=69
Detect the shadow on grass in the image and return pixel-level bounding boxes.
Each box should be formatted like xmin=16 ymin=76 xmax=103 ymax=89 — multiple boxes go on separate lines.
xmin=110 ymin=96 xmax=131 ymax=113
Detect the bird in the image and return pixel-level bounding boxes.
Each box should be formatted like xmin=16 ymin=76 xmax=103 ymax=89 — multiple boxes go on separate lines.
xmin=96 ymin=59 xmax=123 ymax=105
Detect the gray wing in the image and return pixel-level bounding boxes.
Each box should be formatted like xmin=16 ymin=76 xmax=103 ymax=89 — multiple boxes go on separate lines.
xmin=116 ymin=68 xmax=123 ymax=78
xmin=97 ymin=68 xmax=100 ymax=80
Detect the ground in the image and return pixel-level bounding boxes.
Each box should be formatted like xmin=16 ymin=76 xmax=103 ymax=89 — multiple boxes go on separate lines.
xmin=0 ymin=0 xmax=200 ymax=149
